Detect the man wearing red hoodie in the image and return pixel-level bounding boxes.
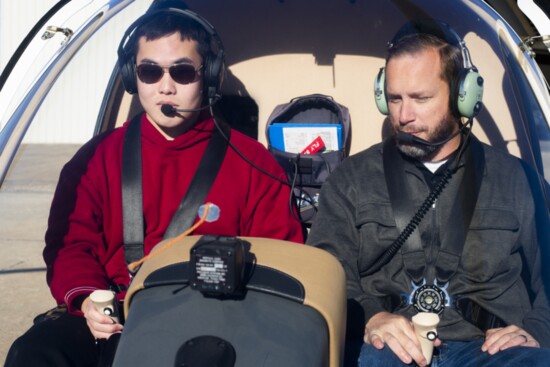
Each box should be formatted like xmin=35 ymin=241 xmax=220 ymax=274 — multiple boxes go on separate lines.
xmin=6 ymin=2 xmax=303 ymax=366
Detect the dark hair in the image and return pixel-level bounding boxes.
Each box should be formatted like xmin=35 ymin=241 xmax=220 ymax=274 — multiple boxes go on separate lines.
xmin=387 ymin=33 xmax=462 ymax=87
xmin=127 ymin=12 xmax=213 ymax=64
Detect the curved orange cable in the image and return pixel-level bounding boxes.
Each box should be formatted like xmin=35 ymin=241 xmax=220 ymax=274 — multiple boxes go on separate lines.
xmin=127 ymin=203 xmax=212 ymax=273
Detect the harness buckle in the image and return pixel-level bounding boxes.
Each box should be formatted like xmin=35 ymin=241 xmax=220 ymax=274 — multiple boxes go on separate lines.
xmin=404 ymin=279 xmax=451 ymax=314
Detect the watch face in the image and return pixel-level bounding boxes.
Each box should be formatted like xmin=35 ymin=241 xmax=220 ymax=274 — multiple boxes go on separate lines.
xmin=411 ymin=282 xmax=449 ymax=314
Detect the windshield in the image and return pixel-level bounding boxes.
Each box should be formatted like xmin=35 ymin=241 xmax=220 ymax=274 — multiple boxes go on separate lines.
xmin=495 ymin=18 xmax=550 ymax=184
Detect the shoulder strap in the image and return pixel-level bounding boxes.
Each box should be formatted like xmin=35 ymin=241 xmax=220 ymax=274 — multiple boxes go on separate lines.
xmin=122 ymin=114 xmax=144 ymax=266
xmin=375 ymin=135 xmax=484 ymax=282
xmin=121 ymin=115 xmax=231 ymax=268
xmin=434 ymin=136 xmax=484 ymax=282
xmin=163 ymin=121 xmax=230 ymax=239
xmin=382 ymin=139 xmax=423 ymax=252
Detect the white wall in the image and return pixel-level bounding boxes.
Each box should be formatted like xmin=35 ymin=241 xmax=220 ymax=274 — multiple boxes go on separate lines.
xmin=518 ymin=0 xmax=550 ymax=36
xmin=0 ymin=1 xmax=150 ymax=144
xmin=0 ymin=1 xmax=58 ymax=72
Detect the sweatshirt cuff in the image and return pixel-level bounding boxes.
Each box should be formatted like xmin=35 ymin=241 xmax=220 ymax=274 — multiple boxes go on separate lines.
xmin=64 ymin=287 xmax=97 ymax=314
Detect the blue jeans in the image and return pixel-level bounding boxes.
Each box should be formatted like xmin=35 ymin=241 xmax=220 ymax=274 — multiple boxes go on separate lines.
xmin=358 ymin=339 xmax=550 ymax=367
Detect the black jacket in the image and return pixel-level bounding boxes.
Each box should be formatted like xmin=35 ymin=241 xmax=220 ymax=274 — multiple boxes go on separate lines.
xmin=307 ymin=135 xmax=550 ymax=346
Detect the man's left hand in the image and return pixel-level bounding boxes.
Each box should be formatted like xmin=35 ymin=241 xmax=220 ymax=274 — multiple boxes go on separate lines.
xmin=482 ymin=325 xmax=539 ymax=354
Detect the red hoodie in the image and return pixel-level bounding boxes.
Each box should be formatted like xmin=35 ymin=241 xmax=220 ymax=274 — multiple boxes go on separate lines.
xmin=44 ymin=114 xmax=304 ymax=312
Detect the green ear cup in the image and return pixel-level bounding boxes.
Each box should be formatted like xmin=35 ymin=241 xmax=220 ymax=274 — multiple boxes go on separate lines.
xmin=457 ymin=67 xmax=484 ymax=118
xmin=374 ymin=67 xmax=388 ymax=115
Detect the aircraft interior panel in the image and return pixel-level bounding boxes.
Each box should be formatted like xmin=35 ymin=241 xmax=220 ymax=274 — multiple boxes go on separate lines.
xmin=97 ymin=0 xmax=549 ymax=178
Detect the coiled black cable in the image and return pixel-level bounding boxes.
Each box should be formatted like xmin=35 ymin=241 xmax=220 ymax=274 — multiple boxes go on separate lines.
xmin=360 ymin=126 xmax=472 ymax=277
xmin=360 ymin=167 xmax=453 ymax=277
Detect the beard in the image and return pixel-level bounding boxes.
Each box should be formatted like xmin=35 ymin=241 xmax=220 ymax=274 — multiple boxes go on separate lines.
xmin=394 ymin=117 xmax=457 ymax=160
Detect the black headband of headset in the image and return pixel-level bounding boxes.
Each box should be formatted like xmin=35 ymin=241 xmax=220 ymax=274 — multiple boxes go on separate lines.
xmin=117 ymin=4 xmax=225 ymax=96
xmin=117 ymin=7 xmax=224 ymax=63
xmin=388 ymin=18 xmax=476 ymax=71
xmin=389 ymin=19 xmax=460 ymax=48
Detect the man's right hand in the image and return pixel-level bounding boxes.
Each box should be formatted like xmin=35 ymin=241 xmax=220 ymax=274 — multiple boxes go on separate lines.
xmin=364 ymin=311 xmax=440 ymax=367
xmin=81 ymin=296 xmax=124 ymax=340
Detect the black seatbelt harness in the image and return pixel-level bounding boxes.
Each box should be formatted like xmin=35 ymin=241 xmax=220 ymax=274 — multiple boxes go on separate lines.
xmin=121 ymin=114 xmax=230 ymax=275
xmin=379 ymin=134 xmax=506 ymax=331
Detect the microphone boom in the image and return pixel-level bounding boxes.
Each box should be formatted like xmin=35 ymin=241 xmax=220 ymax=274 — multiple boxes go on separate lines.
xmin=161 ymin=97 xmax=220 ymax=116
xmin=161 ymin=104 xmax=177 ymax=116
xmin=397 ymin=120 xmax=471 ymax=147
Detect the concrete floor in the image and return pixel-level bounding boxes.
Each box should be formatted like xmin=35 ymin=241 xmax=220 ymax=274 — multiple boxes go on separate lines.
xmin=0 ymin=143 xmax=80 ymax=363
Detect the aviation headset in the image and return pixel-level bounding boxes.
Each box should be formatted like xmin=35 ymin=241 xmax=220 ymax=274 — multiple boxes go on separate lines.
xmin=117 ymin=5 xmax=225 ymax=101
xmin=374 ymin=19 xmax=484 ymax=119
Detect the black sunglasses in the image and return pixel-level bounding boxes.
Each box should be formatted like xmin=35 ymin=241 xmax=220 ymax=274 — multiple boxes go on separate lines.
xmin=135 ymin=63 xmax=203 ymax=85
